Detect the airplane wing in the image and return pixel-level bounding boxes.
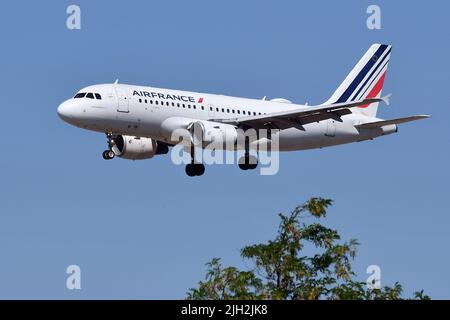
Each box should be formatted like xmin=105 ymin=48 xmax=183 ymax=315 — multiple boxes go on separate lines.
xmin=216 ymin=96 xmax=388 ymax=130
xmin=354 ymin=115 xmax=430 ymax=129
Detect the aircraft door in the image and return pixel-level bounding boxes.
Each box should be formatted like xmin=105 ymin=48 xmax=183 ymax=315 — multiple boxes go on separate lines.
xmin=115 ymin=86 xmax=129 ymax=113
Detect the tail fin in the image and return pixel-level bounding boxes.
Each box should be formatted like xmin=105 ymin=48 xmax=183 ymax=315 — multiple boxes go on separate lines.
xmin=323 ymin=44 xmax=392 ymax=117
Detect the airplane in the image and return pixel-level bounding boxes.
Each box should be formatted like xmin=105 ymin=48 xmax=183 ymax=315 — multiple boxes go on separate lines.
xmin=57 ymin=43 xmax=429 ymax=176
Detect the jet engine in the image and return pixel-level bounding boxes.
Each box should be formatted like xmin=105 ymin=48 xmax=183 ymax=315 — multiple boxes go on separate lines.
xmin=188 ymin=120 xmax=238 ymax=149
xmin=111 ymin=135 xmax=168 ymax=160
xmin=159 ymin=117 xmax=239 ymax=150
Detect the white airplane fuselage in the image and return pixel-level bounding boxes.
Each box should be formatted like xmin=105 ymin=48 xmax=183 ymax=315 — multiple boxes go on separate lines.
xmin=57 ymin=83 xmax=395 ymax=152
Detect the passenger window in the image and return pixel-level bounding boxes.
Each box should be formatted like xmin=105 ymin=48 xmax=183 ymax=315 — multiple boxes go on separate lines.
xmin=253 ymin=112 xmax=256 ymax=115
xmin=227 ymin=109 xmax=230 ymax=113
xmin=95 ymin=93 xmax=102 ymax=99
xmin=177 ymin=103 xmax=180 ymax=107
xmin=166 ymin=102 xmax=169 ymax=106
xmin=193 ymin=105 xmax=196 ymax=109
xmin=156 ymin=101 xmax=159 ymax=105
xmin=74 ymin=93 xmax=86 ymax=98
xmin=201 ymin=106 xmax=204 ymax=110
xmin=86 ymin=93 xmax=94 ymax=99
xmin=222 ymin=108 xmax=224 ymax=112
xmin=139 ymin=99 xmax=142 ymax=103
xmin=188 ymin=105 xmax=191 ymax=109
xmin=172 ymin=102 xmax=175 ymax=107
xmin=210 ymin=107 xmax=212 ymax=111
xmin=232 ymin=110 xmax=235 ymax=113
xmin=216 ymin=108 xmax=219 ymax=112
xmin=237 ymin=110 xmax=240 ymax=114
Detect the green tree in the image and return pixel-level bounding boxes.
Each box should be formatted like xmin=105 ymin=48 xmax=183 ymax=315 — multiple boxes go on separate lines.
xmin=187 ymin=198 xmax=429 ymax=300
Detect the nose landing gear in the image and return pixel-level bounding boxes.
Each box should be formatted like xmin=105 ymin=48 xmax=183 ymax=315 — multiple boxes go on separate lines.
xmin=102 ymin=132 xmax=116 ymax=160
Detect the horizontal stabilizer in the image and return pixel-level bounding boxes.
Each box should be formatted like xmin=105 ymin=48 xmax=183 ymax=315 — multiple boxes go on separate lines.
xmin=355 ymin=115 xmax=430 ymax=129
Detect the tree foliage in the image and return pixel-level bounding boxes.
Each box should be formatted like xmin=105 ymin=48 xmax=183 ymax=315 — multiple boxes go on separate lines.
xmin=187 ymin=198 xmax=429 ymax=300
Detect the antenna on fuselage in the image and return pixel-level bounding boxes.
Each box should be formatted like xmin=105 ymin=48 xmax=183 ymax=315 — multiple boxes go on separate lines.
xmin=114 ymin=79 xmax=119 ymax=84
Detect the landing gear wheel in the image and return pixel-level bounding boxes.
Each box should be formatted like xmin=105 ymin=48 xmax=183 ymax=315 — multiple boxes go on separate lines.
xmin=185 ymin=142 xmax=205 ymax=176
xmin=238 ymin=162 xmax=249 ymax=170
xmin=185 ymin=163 xmax=205 ymax=177
xmin=102 ymin=150 xmax=115 ymax=160
xmin=107 ymin=150 xmax=115 ymax=159
xmin=185 ymin=164 xmax=196 ymax=177
xmin=238 ymin=155 xmax=258 ymax=170
xmin=194 ymin=164 xmax=205 ymax=176
xmin=248 ymin=155 xmax=258 ymax=170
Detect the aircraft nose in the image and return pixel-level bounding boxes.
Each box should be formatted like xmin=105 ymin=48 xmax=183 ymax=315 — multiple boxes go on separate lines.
xmin=57 ymin=100 xmax=73 ymax=121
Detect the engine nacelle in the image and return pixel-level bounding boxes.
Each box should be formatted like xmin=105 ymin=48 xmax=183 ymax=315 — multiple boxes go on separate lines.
xmin=189 ymin=120 xmax=238 ymax=150
xmin=159 ymin=117 xmax=239 ymax=150
xmin=112 ymin=135 xmax=168 ymax=160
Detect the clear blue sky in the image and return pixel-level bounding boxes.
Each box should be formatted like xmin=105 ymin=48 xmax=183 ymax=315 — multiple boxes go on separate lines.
xmin=0 ymin=0 xmax=448 ymax=299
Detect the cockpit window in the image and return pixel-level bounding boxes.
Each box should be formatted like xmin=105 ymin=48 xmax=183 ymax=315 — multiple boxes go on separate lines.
xmin=74 ymin=93 xmax=86 ymax=98
xmin=74 ymin=92 xmax=102 ymax=99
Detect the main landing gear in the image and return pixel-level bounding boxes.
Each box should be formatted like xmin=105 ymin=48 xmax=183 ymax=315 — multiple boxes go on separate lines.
xmin=185 ymin=145 xmax=258 ymax=176
xmin=238 ymin=153 xmax=258 ymax=171
xmin=238 ymin=136 xmax=258 ymax=171
xmin=102 ymin=132 xmax=116 ymax=160
xmin=185 ymin=144 xmax=205 ymax=177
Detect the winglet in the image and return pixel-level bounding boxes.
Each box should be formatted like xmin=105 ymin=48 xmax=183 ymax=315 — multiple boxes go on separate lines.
xmin=114 ymin=79 xmax=119 ymax=84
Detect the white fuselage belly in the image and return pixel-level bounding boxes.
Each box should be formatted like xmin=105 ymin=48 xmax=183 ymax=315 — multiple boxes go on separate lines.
xmin=62 ymin=83 xmax=390 ymax=151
